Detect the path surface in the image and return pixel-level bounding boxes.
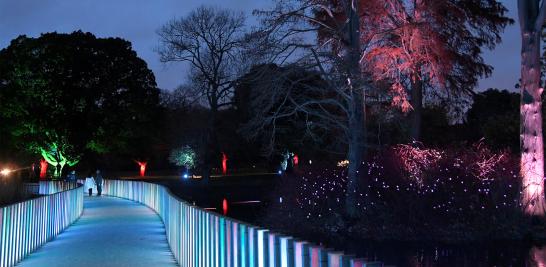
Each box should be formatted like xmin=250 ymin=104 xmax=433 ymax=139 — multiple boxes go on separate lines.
xmin=18 ymin=196 xmax=177 ymax=267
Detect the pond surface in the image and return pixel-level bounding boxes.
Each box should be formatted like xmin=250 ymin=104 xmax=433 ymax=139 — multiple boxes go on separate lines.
xmin=338 ymin=240 xmax=546 ymax=267
xmin=151 ymin=176 xmax=546 ymax=267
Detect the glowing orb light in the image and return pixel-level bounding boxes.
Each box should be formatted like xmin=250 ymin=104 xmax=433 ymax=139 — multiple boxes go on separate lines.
xmin=183 ymin=173 xmax=189 ymax=179
xmin=0 ymin=168 xmax=11 ymax=176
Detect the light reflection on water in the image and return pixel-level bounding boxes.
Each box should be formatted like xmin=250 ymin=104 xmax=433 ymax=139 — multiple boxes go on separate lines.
xmin=340 ymin=241 xmax=546 ymax=266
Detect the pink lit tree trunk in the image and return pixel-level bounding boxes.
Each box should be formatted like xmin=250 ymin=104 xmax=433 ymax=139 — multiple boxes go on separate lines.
xmin=518 ymin=0 xmax=546 ymax=216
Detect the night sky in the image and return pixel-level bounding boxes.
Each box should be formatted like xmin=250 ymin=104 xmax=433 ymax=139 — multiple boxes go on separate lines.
xmin=0 ymin=0 xmax=519 ymax=92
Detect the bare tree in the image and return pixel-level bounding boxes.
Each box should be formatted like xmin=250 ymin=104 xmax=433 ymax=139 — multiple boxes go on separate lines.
xmin=248 ymin=0 xmax=377 ymax=215
xmin=157 ymin=6 xmax=248 ymax=179
xmin=518 ymin=0 xmax=546 ymax=216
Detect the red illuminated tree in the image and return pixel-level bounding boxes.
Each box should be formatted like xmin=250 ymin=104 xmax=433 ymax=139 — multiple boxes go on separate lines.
xmin=518 ymin=0 xmax=546 ymax=216
xmin=361 ymin=0 xmax=511 ymax=141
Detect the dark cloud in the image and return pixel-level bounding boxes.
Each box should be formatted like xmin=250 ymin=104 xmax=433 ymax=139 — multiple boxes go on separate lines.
xmin=0 ymin=0 xmax=519 ymax=91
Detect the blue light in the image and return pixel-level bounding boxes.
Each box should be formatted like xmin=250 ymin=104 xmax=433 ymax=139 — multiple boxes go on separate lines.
xmin=183 ymin=173 xmax=189 ymax=179
xmin=277 ymin=170 xmax=282 ymax=175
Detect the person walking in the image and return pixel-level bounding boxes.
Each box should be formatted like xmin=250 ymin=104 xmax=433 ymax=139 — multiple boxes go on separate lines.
xmin=94 ymin=170 xmax=103 ymax=196
xmin=84 ymin=173 xmax=94 ymax=196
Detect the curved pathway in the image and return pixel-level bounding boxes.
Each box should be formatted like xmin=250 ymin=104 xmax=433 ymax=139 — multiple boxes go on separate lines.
xmin=18 ymin=196 xmax=177 ymax=267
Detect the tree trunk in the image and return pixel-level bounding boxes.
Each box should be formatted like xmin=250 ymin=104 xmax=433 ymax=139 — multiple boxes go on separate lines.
xmin=203 ymin=99 xmax=219 ymax=182
xmin=410 ymin=78 xmax=423 ymax=142
xmin=346 ymin=90 xmax=366 ymax=216
xmin=344 ymin=0 xmax=366 ymax=216
xmin=519 ymin=0 xmax=546 ymax=216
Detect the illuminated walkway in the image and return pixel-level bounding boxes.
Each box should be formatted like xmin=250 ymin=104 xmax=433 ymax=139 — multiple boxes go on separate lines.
xmin=17 ymin=196 xmax=177 ymax=267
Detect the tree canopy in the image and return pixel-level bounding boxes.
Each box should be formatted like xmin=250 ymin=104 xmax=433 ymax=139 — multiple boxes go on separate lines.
xmin=0 ymin=31 xmax=160 ymax=175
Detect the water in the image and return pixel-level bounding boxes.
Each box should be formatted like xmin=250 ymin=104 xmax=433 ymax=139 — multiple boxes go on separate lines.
xmin=340 ymin=240 xmax=546 ymax=267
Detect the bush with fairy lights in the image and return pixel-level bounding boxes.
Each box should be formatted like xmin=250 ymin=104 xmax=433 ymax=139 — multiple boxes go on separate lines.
xmin=261 ymin=142 xmax=527 ymax=243
xmin=169 ymin=145 xmax=197 ymax=174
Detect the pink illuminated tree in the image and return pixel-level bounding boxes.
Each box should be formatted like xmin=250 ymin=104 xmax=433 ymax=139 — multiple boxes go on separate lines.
xmin=518 ymin=0 xmax=546 ymax=216
xmin=363 ymin=0 xmax=511 ymax=141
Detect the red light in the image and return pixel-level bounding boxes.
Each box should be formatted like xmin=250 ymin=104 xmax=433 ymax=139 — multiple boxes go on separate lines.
xmin=39 ymin=159 xmax=48 ymax=180
xmin=222 ymin=198 xmax=228 ymax=215
xmin=136 ymin=161 xmax=147 ymax=177
xmin=293 ymin=154 xmax=299 ymax=166
xmin=221 ymin=152 xmax=228 ymax=175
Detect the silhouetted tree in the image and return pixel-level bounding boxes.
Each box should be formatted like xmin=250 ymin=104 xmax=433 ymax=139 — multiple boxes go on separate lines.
xmin=0 ymin=31 xmax=160 ymax=177
xmin=157 ymin=6 xmax=249 ymax=180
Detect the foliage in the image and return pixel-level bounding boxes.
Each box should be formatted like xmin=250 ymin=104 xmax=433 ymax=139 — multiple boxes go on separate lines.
xmin=466 ymin=89 xmax=520 ymax=151
xmin=38 ymin=140 xmax=79 ymax=178
xmin=169 ymin=146 xmax=197 ymax=170
xmin=0 ymin=31 xmax=160 ymax=172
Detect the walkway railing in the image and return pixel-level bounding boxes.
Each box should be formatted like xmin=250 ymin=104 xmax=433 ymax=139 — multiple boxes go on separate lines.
xmin=103 ymin=179 xmax=382 ymax=267
xmin=0 ymin=182 xmax=83 ymax=267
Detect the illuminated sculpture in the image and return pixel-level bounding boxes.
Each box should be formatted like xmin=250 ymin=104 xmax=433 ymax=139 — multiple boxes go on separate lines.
xmin=221 ymin=152 xmax=228 ymax=175
xmin=135 ymin=161 xmax=147 ymax=177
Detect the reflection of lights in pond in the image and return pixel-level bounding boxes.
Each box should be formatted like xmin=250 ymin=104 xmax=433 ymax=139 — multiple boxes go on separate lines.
xmin=222 ymin=198 xmax=228 ymax=215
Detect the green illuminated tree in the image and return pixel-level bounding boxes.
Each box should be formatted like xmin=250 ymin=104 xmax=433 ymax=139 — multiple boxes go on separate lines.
xmin=0 ymin=31 xmax=160 ymax=177
xmin=37 ymin=139 xmax=79 ymax=178
xmin=169 ymin=145 xmax=197 ymax=170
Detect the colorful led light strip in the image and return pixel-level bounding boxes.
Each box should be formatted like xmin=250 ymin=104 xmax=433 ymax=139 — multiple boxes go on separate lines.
xmin=102 ymin=179 xmax=384 ymax=267
xmin=0 ymin=182 xmax=83 ymax=267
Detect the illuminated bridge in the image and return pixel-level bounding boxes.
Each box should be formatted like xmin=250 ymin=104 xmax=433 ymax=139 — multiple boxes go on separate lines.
xmin=0 ymin=180 xmax=382 ymax=267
